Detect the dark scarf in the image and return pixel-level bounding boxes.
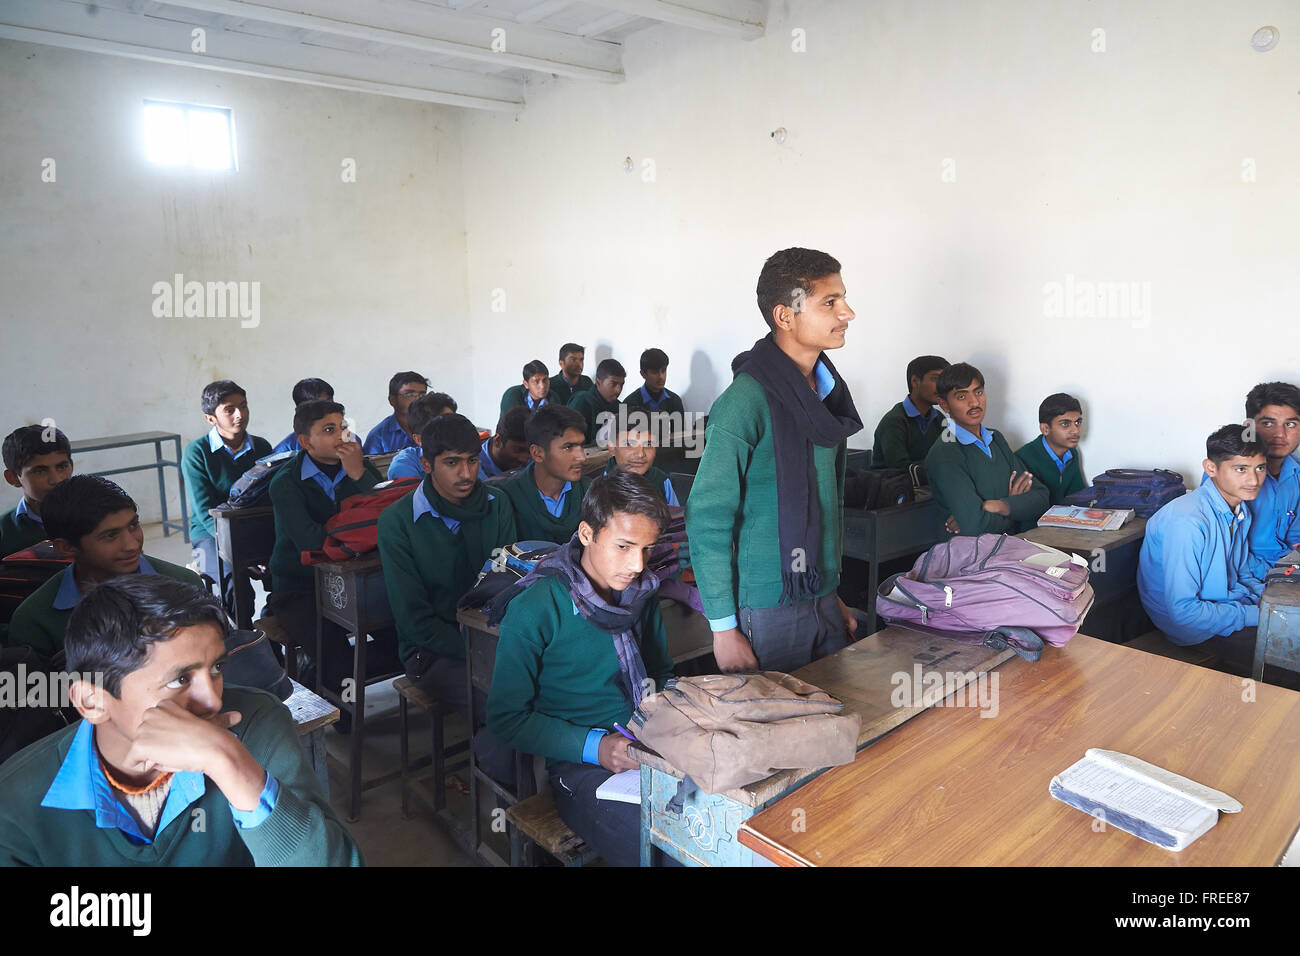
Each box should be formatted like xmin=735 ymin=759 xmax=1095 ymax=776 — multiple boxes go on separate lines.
xmin=736 ymin=333 xmax=862 ymax=603
xmin=489 ymin=533 xmax=661 ymax=709
xmin=423 ymin=476 xmax=495 ymax=576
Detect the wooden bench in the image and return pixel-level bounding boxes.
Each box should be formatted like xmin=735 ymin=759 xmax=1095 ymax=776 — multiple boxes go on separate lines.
xmin=505 ymin=790 xmax=600 ymax=867
xmin=393 ymin=676 xmax=470 ymax=818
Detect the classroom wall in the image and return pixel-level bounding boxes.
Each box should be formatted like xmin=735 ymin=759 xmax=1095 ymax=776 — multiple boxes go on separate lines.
xmin=0 ymin=39 xmax=469 ymax=520
xmin=460 ymin=0 xmax=1300 ymax=481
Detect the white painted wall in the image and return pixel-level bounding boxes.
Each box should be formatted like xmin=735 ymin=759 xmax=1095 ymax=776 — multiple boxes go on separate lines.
xmin=461 ymin=0 xmax=1300 ymax=482
xmin=0 ymin=38 xmax=468 ymax=521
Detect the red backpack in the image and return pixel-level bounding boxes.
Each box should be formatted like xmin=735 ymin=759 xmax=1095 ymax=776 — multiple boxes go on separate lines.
xmin=1 ymin=541 xmax=71 ymax=627
xmin=300 ymin=478 xmax=420 ymax=565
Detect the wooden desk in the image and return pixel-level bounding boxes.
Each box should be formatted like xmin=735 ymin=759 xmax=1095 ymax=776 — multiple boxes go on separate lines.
xmin=738 ymin=635 xmax=1300 ymax=866
xmin=639 ymin=626 xmax=1016 ymax=866
xmin=581 ymin=447 xmax=612 ymax=476
xmin=842 ymin=491 xmax=946 ymax=629
xmin=210 ymin=506 xmax=275 ymax=629
xmin=367 ymin=451 xmax=397 ymax=479
xmin=72 ymin=431 xmax=188 ymax=540
xmin=285 ymin=677 xmax=340 ymax=797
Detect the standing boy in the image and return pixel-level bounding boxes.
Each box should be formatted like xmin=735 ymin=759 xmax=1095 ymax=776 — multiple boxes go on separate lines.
xmin=568 ymin=359 xmax=626 ymax=445
xmin=1 ymin=424 xmax=74 ymax=556
xmin=871 ymin=355 xmax=949 ymax=470
xmin=548 ymin=343 xmax=593 ymax=406
xmin=363 ymin=372 xmax=429 ymax=454
xmin=686 ymin=247 xmax=863 ymax=673
xmin=498 ymin=405 xmax=590 ymax=543
xmin=1015 ymin=393 xmax=1087 ymax=506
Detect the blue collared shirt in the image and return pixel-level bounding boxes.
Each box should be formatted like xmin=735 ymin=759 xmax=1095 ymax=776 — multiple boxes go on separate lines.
xmin=386 ymin=445 xmax=424 ymax=481
xmin=300 ymin=455 xmax=349 ymax=502
xmin=477 ymin=437 xmax=504 ymax=479
xmin=947 ymin=421 xmax=995 ymax=459
xmin=662 ymin=478 xmax=680 ymax=508
xmin=53 ymin=556 xmax=158 ymax=612
xmin=1040 ymin=435 xmax=1074 ymax=473
xmin=525 ymin=394 xmax=547 ymax=411
xmin=637 ymin=384 xmax=675 ymax=411
xmin=272 ymin=432 xmax=300 ymax=455
xmin=40 ymin=719 xmax=277 ymax=845
xmin=539 ymin=481 xmax=573 ymax=518
xmin=409 ymin=480 xmax=494 ymax=535
xmin=902 ymin=396 xmax=940 ymax=436
xmin=207 ymin=426 xmax=253 ymax=460
xmin=15 ymin=496 xmax=42 ymax=525
xmin=1138 ymin=479 xmax=1263 ymax=645
xmin=1246 ymin=453 xmax=1300 ymax=577
xmin=363 ymin=414 xmax=415 ymax=455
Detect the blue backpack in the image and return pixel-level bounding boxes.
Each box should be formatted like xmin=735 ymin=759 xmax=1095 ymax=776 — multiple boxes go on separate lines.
xmin=1064 ymin=468 xmax=1185 ymax=517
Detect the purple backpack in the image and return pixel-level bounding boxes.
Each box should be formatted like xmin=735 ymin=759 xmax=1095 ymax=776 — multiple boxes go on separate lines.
xmin=876 ymin=534 xmax=1094 ymax=661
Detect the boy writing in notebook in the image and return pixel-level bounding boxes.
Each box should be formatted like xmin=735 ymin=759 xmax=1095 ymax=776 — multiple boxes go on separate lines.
xmin=487 ymin=471 xmax=674 ymax=867
xmin=499 ymin=360 xmax=551 ymax=415
xmin=1 ymin=424 xmax=74 ymax=556
xmin=498 ymin=405 xmax=590 ymax=543
xmin=363 ymin=372 xmax=429 ymax=454
xmin=687 ymin=247 xmax=863 ymax=673
xmin=568 ymin=358 xmax=626 ymax=445
xmin=1242 ymin=382 xmax=1300 ymax=577
xmin=272 ymin=378 xmax=333 ymax=455
xmin=1138 ymin=424 xmax=1267 ymax=675
xmin=872 ymin=355 xmax=949 ymax=470
xmin=548 ymin=343 xmax=593 ymax=407
xmin=1015 ymin=393 xmax=1086 ymax=506
xmin=925 ymin=362 xmax=1049 ymax=535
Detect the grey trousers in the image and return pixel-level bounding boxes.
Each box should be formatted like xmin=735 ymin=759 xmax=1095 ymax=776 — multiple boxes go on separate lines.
xmin=738 ymin=592 xmax=850 ymax=673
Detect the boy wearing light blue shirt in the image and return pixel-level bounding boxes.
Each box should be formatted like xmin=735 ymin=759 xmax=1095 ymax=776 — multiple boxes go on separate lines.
xmin=272 ymin=378 xmax=334 ymax=455
xmin=385 ymin=392 xmax=458 ymax=481
xmin=362 ymin=371 xmax=428 ymax=454
xmin=1242 ymin=382 xmax=1300 ymax=577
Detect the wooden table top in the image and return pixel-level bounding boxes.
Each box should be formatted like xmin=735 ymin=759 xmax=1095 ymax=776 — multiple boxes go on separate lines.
xmin=738 ymin=635 xmax=1300 ymax=866
xmin=637 ymin=626 xmax=1015 ymax=807
xmin=1020 ymin=516 xmax=1148 ymax=554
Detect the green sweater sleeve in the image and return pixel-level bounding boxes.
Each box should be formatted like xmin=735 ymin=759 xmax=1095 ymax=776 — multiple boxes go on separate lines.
xmin=684 ymin=417 xmax=752 ymax=623
xmin=1005 ymin=447 xmax=1051 ymax=523
xmin=926 ymin=444 xmax=1014 ymax=536
xmin=500 ymin=386 xmax=523 ymax=415
xmin=181 ymin=439 xmax=225 ymax=539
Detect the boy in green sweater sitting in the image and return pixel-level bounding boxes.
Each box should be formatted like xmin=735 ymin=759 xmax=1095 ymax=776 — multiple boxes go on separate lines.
xmin=9 ymin=475 xmax=201 ymax=667
xmin=266 ymin=400 xmax=384 ymax=707
xmin=925 ymin=363 xmax=1049 ymax=536
xmin=567 ymin=358 xmax=626 ymax=445
xmin=872 ymin=355 xmax=949 ymax=470
xmin=1016 ymin=393 xmax=1086 ymax=506
xmin=687 ymin=247 xmax=863 ymax=673
xmin=182 ymin=380 xmax=272 ymax=613
xmin=604 ymin=424 xmax=680 ymax=506
xmin=488 ymin=471 xmax=674 ymax=867
xmin=0 ymin=575 xmax=361 ymax=866
xmin=548 ymin=343 xmax=593 ymax=406
xmin=498 ymin=405 xmax=591 ymax=543
xmin=1 ymin=423 xmax=74 ymax=557
xmin=499 ymin=360 xmax=551 ymax=415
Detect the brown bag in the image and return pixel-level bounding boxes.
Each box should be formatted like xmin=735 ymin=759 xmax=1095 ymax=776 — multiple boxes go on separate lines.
xmin=628 ymin=671 xmax=861 ymax=794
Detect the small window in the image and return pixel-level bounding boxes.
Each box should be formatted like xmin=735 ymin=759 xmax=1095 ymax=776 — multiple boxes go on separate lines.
xmin=142 ymin=100 xmax=236 ymax=170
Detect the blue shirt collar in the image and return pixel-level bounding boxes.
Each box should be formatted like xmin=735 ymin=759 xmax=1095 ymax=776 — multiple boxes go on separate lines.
xmin=300 ymin=453 xmax=347 ymax=496
xmin=902 ymin=396 xmax=939 ymax=434
xmin=1040 ymin=435 xmax=1074 ymax=471
xmin=813 ymin=360 xmax=835 ymax=401
xmin=41 ymin=719 xmax=207 ymax=845
xmin=15 ymin=497 xmax=42 ymax=524
xmin=478 ymin=437 xmax=503 ymax=478
xmin=53 ymin=556 xmax=157 ymax=611
xmin=525 ymin=394 xmax=547 ymax=410
xmin=412 ymin=480 xmax=491 ymax=533
xmin=949 ymin=421 xmax=994 ymax=457
xmin=639 ymin=384 xmax=672 ymax=409
xmin=207 ymin=426 xmax=253 ymax=459
xmin=1200 ymin=477 xmax=1247 ymax=522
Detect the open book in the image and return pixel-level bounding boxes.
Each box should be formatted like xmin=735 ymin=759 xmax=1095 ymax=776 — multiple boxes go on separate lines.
xmin=1049 ymin=749 xmax=1241 ymax=851
xmin=595 ymin=769 xmax=641 ymax=804
xmin=1037 ymin=505 xmax=1134 ymax=531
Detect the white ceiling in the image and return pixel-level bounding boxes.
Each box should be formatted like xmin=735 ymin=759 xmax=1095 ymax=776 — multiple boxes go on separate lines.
xmin=0 ymin=0 xmax=769 ymax=111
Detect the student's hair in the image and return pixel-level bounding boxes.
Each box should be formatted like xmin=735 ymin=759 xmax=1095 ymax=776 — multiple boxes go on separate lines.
xmin=497 ymin=405 xmax=530 ymax=443
xmin=525 ymin=405 xmax=586 ymax=451
xmin=559 ymin=343 xmax=584 ymax=361
xmin=406 ymin=394 xmax=452 ymax=439
xmin=640 ymin=348 xmax=669 ymax=373
xmin=905 ymin=355 xmax=949 ymax=392
xmin=41 ymin=475 xmax=136 ymax=546
xmin=1245 ymin=381 xmax=1300 ymax=419
xmin=581 ymin=471 xmax=670 ymax=537
xmin=595 ymin=358 xmax=626 ymax=381
xmin=65 ymin=576 xmax=229 ymax=698
xmin=1039 ymin=393 xmax=1082 ymax=424
xmin=388 ymin=371 xmax=429 ymax=396
xmin=755 ymin=247 xmax=842 ymax=330
xmin=420 ymin=414 xmax=482 ymax=461
xmin=294 ymin=399 xmax=346 ymax=437
xmin=292 ymin=377 xmax=334 ymax=405
xmin=522 ymin=360 xmax=549 ymax=380
xmin=3 ymin=424 xmax=72 ymax=473
xmin=935 ymin=362 xmax=985 ymax=399
xmin=1206 ymin=423 xmax=1264 ymax=464
xmin=200 ymin=380 xmax=246 ymax=417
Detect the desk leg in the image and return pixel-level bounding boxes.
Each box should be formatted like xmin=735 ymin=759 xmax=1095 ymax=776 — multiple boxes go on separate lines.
xmin=155 ymin=440 xmax=171 ymax=538
xmin=347 ymin=622 xmax=369 ymax=822
xmin=174 ymin=436 xmax=190 ymax=544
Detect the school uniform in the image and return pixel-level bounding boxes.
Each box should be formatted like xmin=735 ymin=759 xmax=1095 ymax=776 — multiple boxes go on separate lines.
xmin=1245 ymin=454 xmax=1300 ymax=578
xmin=1138 ymin=480 xmax=1264 ymax=672
xmin=0 ymin=686 xmax=362 ymax=866
xmin=385 ymin=445 xmax=424 ymax=481
xmin=272 ymin=432 xmax=300 ymax=455
xmin=8 ymin=556 xmax=201 ymax=667
xmin=497 ymin=463 xmax=590 ymax=544
xmin=498 ymin=385 xmax=548 ymax=415
xmin=548 ymin=372 xmax=594 ymax=407
xmin=567 ymin=390 xmax=621 ymax=445
xmin=623 ymin=384 xmax=685 ymax=418
xmin=476 ymin=437 xmax=511 ymax=480
xmin=871 ymin=397 xmax=944 ymax=469
xmin=487 ymin=574 xmax=672 ymax=867
xmin=0 ymin=497 xmax=48 ymax=558
xmin=362 ymin=414 xmax=414 ymax=455
xmin=925 ymin=423 xmax=1049 ymax=535
xmin=1016 ymin=435 xmax=1086 ymax=506
xmin=603 ymin=459 xmax=680 ymax=506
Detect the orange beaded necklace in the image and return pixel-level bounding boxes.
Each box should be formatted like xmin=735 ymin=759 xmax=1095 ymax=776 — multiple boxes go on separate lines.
xmin=98 ymin=754 xmax=173 ymax=796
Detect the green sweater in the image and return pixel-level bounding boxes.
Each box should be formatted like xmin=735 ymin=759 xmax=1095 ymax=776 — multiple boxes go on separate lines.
xmin=1015 ymin=436 xmax=1086 ymax=506
xmin=268 ymin=452 xmax=381 ymax=593
xmin=685 ymin=373 xmax=846 ymax=622
xmin=603 ymin=459 xmax=673 ymax=502
xmin=925 ymin=427 xmax=1050 ymax=535
xmin=486 ymin=576 xmax=672 ymax=765
xmin=497 ymin=463 xmax=590 ymax=544
xmin=499 ymin=385 xmax=549 ymax=415
xmin=0 ymin=506 xmax=47 ymax=558
xmin=548 ymin=372 xmax=594 ymax=407
xmin=377 ymin=478 xmax=517 ymax=662
xmin=567 ymin=390 xmax=621 ymax=444
xmin=872 ymin=401 xmax=944 ymax=469
xmin=182 ymin=433 xmax=273 ymax=540
xmin=0 ymin=686 xmax=362 ymax=866
xmin=9 ymin=556 xmax=201 ymax=666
